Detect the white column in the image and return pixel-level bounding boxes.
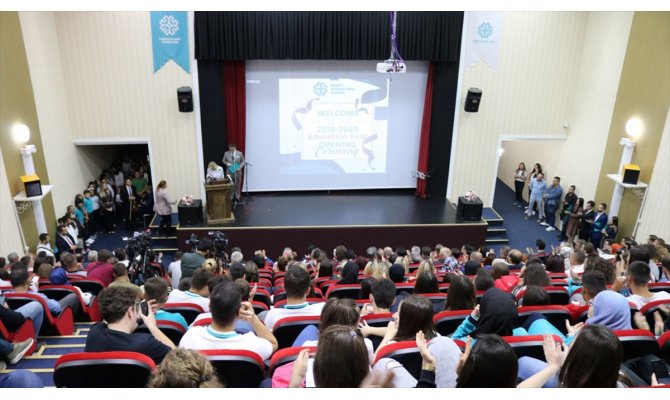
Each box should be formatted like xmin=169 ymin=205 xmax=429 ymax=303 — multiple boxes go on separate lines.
xmin=19 ymin=145 xmax=48 ymax=234
xmin=610 ymin=138 xmax=636 ymax=217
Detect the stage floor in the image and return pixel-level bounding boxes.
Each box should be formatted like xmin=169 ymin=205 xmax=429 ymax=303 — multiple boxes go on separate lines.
xmin=175 ymin=190 xmax=488 ymax=256
xmin=218 ymin=189 xmax=468 ymax=228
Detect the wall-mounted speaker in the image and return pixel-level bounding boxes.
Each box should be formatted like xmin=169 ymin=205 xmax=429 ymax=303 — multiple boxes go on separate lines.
xmin=177 ymin=86 xmax=193 ymax=112
xmin=464 ymin=88 xmax=482 ymax=113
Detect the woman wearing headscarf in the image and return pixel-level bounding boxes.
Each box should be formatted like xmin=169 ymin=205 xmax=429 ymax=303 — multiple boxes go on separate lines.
xmin=452 ymin=288 xmax=524 ymax=341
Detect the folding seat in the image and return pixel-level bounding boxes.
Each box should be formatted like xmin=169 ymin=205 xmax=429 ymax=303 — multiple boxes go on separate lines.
xmin=517 ymin=305 xmax=572 ymax=334
xmin=658 ymin=331 xmax=670 ymax=364
xmin=135 ymin=320 xmax=187 ymax=345
xmin=252 ymin=288 xmax=272 ymax=309
xmin=200 ymin=349 xmax=266 ymax=388
xmin=273 ymin=298 xmax=324 ymax=309
xmin=39 ymin=284 xmax=102 ymax=322
xmin=639 ymin=299 xmax=670 ymax=328
xmin=251 ymin=300 xmax=269 ymax=315
xmin=0 ymin=318 xmax=36 ymax=356
xmin=503 ymin=335 xmax=563 ymax=361
xmin=475 ymin=290 xmax=486 ymax=304
xmin=162 ymin=303 xmax=205 ymax=325
xmin=325 ymin=284 xmax=361 ymax=300
xmin=66 ymin=274 xmax=85 ymax=281
xmin=361 ymin=312 xmax=395 ymax=350
xmin=547 ymin=272 xmax=568 ymax=279
xmin=311 ymin=287 xmax=324 ymax=299
xmin=192 ymin=317 xmax=212 ymax=327
xmin=70 ymin=278 xmax=105 ymax=296
xmin=373 ymin=341 xmax=423 ymax=379
xmin=549 ymin=279 xmax=568 ymax=287
xmin=53 ymin=351 xmax=156 ymax=388
xmin=615 ymin=329 xmax=659 ymax=361
xmin=438 ymin=283 xmax=450 ymax=294
xmin=313 ymin=276 xmax=331 ymax=289
xmin=542 ymin=286 xmax=569 ymax=305
xmin=268 ymin=346 xmax=317 ymax=379
xmin=394 ymin=283 xmax=415 ymax=296
xmin=319 ymin=279 xmax=339 ymax=295
xmin=4 ymin=292 xmax=74 ymax=335
xmin=433 ymin=309 xmax=473 ymax=336
xmin=273 ymin=315 xmax=321 ymax=349
xmin=273 ymin=289 xmax=287 ymax=305
xmin=417 ymin=293 xmax=447 ymax=312
xmin=648 ymin=282 xmax=670 ymax=295
xmin=408 ymin=263 xmax=421 ymax=273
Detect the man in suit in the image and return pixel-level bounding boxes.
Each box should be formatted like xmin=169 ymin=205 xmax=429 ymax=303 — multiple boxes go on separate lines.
xmin=55 ymin=224 xmax=77 ymax=256
xmin=119 ymin=178 xmax=137 ymax=233
xmin=590 ymin=202 xmax=609 ymax=249
xmin=222 ymin=143 xmax=244 ymax=202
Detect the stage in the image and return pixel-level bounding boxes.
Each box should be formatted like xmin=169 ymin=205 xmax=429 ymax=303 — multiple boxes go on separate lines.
xmin=174 ymin=189 xmax=488 ymax=257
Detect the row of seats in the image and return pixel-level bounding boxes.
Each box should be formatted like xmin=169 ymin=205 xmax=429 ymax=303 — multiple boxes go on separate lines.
xmin=51 ymin=328 xmax=670 ymax=388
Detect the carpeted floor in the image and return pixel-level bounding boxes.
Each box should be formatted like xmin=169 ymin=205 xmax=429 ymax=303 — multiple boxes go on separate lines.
xmin=491 ymin=178 xmax=563 ymax=252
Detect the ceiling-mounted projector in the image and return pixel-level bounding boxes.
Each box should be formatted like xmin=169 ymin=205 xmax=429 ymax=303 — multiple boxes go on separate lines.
xmin=376 ymin=59 xmax=406 ymax=74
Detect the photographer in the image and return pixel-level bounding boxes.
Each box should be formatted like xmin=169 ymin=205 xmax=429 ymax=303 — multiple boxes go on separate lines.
xmin=181 ymin=238 xmax=213 ymax=279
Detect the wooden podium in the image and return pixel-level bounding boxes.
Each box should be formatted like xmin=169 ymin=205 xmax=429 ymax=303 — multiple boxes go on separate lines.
xmin=205 ymin=181 xmax=235 ymax=224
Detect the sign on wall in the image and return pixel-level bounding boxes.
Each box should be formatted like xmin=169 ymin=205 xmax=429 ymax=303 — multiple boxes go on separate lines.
xmin=464 ymin=12 xmax=504 ymax=72
xmin=150 ymin=11 xmax=190 ymax=74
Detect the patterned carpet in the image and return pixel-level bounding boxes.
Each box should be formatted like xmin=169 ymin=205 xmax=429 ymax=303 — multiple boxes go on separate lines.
xmin=0 ymin=322 xmax=92 ymax=387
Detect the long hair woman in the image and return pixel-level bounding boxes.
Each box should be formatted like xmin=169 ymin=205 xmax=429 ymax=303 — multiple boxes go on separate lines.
xmin=445 ymin=275 xmax=476 ymax=311
xmin=456 ymin=334 xmax=518 ymax=388
xmin=513 ymin=162 xmax=528 ymax=206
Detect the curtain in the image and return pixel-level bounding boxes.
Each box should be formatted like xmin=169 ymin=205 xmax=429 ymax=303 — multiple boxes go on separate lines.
xmin=223 ymin=60 xmax=246 ymax=154
xmin=416 ymin=62 xmax=435 ymax=199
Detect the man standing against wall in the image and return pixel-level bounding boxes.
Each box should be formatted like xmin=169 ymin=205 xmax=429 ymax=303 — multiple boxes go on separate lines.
xmin=222 ymin=143 xmax=244 ymax=203
xmin=541 ymin=177 xmax=563 ymax=232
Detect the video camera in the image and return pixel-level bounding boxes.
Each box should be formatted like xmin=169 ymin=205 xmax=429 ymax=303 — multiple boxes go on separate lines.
xmin=186 ymin=231 xmax=229 ymax=261
xmin=125 ymin=233 xmax=159 ymax=285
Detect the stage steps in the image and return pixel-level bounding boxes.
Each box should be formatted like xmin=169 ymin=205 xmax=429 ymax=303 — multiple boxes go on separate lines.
xmin=482 ymin=208 xmax=509 ymax=245
xmin=148 ymin=213 xmax=179 ymax=255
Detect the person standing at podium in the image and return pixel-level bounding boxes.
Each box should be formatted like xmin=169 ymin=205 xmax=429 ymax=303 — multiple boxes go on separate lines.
xmin=222 ymin=143 xmax=244 ymax=202
xmin=154 ymin=180 xmax=176 ymax=236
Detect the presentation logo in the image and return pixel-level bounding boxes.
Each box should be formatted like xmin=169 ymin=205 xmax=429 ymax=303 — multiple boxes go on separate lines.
xmin=159 ymin=15 xmax=180 ymax=36
xmin=313 ymin=82 xmax=328 ymax=97
xmin=477 ymin=22 xmax=493 ymax=39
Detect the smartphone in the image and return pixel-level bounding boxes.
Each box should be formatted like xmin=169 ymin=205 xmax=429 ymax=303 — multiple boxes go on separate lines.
xmin=140 ymin=301 xmax=149 ymax=316
xmin=651 ymin=358 xmax=670 ymax=385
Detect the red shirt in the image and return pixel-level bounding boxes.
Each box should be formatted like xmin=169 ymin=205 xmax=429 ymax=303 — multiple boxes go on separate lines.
xmin=86 ymin=261 xmax=115 ymax=286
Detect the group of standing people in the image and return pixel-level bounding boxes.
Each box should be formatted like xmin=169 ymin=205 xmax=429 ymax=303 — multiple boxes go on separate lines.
xmin=513 ymin=163 xmax=618 ymax=249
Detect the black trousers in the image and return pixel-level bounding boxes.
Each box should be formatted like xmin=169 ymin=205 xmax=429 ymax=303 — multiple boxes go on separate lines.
xmin=514 ymin=180 xmax=525 ymax=203
xmin=158 ymin=213 xmax=172 ymax=235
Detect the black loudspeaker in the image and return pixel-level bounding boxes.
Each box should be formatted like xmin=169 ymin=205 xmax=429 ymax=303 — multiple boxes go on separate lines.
xmin=177 ymin=86 xmax=193 ymax=112
xmin=457 ymin=196 xmax=483 ymax=221
xmin=464 ymin=88 xmax=482 ymax=113
xmin=178 ymin=199 xmax=203 ymax=226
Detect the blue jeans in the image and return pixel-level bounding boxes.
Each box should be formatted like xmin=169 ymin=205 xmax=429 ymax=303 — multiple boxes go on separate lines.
xmin=0 ymin=370 xmax=43 ymax=388
xmin=292 ymin=325 xmax=319 ymax=347
xmin=544 ymin=203 xmax=559 ymax=227
xmin=16 ymin=301 xmax=44 ymax=335
xmin=0 ymin=337 xmax=13 ymax=356
xmin=518 ymin=356 xmax=559 ymax=388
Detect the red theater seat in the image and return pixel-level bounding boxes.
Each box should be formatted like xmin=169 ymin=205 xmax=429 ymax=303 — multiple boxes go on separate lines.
xmin=517 ymin=305 xmax=572 ymax=334
xmin=53 ymin=351 xmax=156 ymax=388
xmin=615 ymin=329 xmax=659 ymax=361
xmin=325 ymin=284 xmax=361 ymax=300
xmin=268 ymin=346 xmax=318 ymax=378
xmin=433 ymin=309 xmax=472 ymax=336
xmin=503 ymin=335 xmax=563 ymax=361
xmin=200 ymin=349 xmax=266 ymax=388
xmin=273 ymin=315 xmax=321 ymax=350
xmin=373 ymin=341 xmax=424 ymax=380
xmin=135 ymin=320 xmax=187 ymax=345
xmin=70 ymin=279 xmax=105 ymax=296
xmin=0 ymin=319 xmax=36 ymax=356
xmin=4 ymin=292 xmax=74 ymax=335
xmin=658 ymin=331 xmax=670 ymax=364
xmin=39 ymin=284 xmax=102 ymax=322
xmin=162 ymin=303 xmax=205 ymax=326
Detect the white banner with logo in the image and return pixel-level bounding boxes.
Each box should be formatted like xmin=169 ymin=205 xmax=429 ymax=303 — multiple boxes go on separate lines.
xmin=464 ymin=12 xmax=504 ymax=72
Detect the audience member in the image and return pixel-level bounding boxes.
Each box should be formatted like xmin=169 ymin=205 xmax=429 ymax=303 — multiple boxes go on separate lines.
xmin=86 ymin=249 xmax=115 ymax=286
xmin=147 ymin=348 xmax=223 ymax=388
xmin=263 ymin=266 xmax=325 ymax=331
xmin=167 ymin=268 xmax=214 ymax=312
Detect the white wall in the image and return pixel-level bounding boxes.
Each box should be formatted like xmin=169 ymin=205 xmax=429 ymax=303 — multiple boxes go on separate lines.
xmin=636 ymin=106 xmax=670 ymax=241
xmin=0 ymin=149 xmax=26 ymax=256
xmin=449 ymin=12 xmax=633 ymax=206
xmin=19 ymin=11 xmax=89 ymax=216
xmin=497 ymin=140 xmax=566 ymax=201
xmin=21 ymin=12 xmax=201 ymax=210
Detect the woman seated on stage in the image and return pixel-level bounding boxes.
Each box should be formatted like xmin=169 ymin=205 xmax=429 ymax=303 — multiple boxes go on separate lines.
xmin=205 ymin=161 xmax=226 ymax=183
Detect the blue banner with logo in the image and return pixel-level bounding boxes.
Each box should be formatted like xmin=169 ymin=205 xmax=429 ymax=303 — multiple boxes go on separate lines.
xmin=151 ymin=11 xmax=190 ymax=74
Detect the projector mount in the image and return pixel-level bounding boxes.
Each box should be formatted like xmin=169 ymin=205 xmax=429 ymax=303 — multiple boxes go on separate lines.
xmin=377 ymin=11 xmax=406 ymax=74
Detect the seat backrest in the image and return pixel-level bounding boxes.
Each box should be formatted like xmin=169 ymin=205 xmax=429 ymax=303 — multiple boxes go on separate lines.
xmin=53 ymin=351 xmax=156 ymax=388
xmin=70 ymin=279 xmax=105 ymax=296
xmin=251 ymin=300 xmax=269 ymax=315
xmin=394 ymin=283 xmax=415 ymax=295
xmin=325 ymin=284 xmax=361 ymax=300
xmin=615 ymin=329 xmax=659 ymax=360
xmin=658 ymin=331 xmax=670 ymax=364
xmin=252 ymin=289 xmax=272 ymax=308
xmin=438 ymin=283 xmax=450 ymax=294
xmin=39 ymin=285 xmax=89 ymax=314
xmin=136 ymin=320 xmax=186 ymax=345
xmin=361 ymin=312 xmax=394 ymax=327
xmin=268 ymin=346 xmax=318 ymax=378
xmin=162 ymin=303 xmax=205 ymax=325
xmin=516 ymin=305 xmax=571 ymax=334
xmin=433 ymin=309 xmax=473 ymax=336
xmin=200 ymin=349 xmax=266 ymax=388
xmin=649 ymin=283 xmax=670 ymax=294
xmin=273 ymin=315 xmax=321 ymax=349
xmin=503 ymin=335 xmax=563 ymax=361
xmin=192 ymin=317 xmax=212 ymax=327
xmin=542 ymin=286 xmax=569 ymax=305
xmin=373 ymin=341 xmax=423 ymax=379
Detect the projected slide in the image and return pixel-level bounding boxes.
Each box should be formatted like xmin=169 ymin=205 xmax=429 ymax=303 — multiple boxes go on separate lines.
xmin=245 ymin=60 xmax=428 ymax=191
xmin=279 ymin=78 xmax=389 ymax=173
